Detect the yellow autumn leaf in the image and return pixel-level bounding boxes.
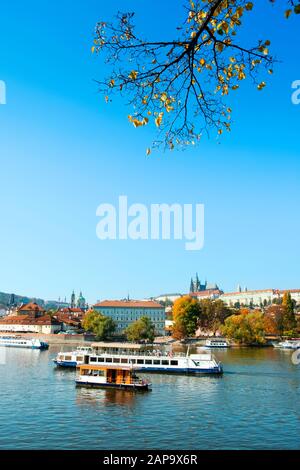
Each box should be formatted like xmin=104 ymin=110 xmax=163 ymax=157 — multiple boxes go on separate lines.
xmin=155 ymin=112 xmax=163 ymax=127
xmin=285 ymin=9 xmax=292 ymax=19
xmin=128 ymin=70 xmax=138 ymax=80
xmin=257 ymin=81 xmax=266 ymax=91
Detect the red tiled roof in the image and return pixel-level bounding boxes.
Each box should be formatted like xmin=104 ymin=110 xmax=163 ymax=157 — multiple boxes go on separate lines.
xmin=94 ymin=300 xmax=164 ymax=309
xmin=190 ymin=289 xmax=223 ymax=297
xmin=60 ymin=308 xmax=84 ymax=314
xmin=0 ymin=315 xmax=61 ymax=325
xmin=279 ymin=289 xmax=300 ymax=294
xmin=18 ymin=302 xmax=45 ymax=312
xmin=55 ymin=313 xmax=82 ymax=325
xmin=221 ymin=289 xmax=274 ymax=297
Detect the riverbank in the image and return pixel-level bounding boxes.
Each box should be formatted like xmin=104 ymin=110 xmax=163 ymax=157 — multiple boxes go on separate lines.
xmin=0 ymin=332 xmax=94 ymax=345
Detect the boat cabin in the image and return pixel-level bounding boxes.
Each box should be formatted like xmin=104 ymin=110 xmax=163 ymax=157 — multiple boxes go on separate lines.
xmin=90 ymin=342 xmax=152 ymax=355
xmin=76 ymin=364 xmax=151 ymax=391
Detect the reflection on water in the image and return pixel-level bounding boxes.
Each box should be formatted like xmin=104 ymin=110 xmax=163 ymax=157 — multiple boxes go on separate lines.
xmin=76 ymin=387 xmax=139 ymax=408
xmin=0 ymin=346 xmax=299 ymax=450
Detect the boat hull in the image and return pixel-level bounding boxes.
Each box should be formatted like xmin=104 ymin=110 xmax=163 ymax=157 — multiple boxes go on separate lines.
xmin=56 ymin=361 xmax=222 ymax=375
xmin=75 ymin=381 xmax=150 ymax=391
xmin=54 ymin=360 xmax=78 ymax=367
xmin=135 ymin=366 xmax=223 ymax=375
xmin=0 ymin=341 xmax=48 ymax=350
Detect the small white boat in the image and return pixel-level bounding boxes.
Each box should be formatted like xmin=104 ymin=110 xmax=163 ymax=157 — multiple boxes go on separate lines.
xmin=203 ymin=339 xmax=230 ymax=349
xmin=0 ymin=335 xmax=49 ymax=350
xmin=273 ymin=340 xmax=300 ymax=350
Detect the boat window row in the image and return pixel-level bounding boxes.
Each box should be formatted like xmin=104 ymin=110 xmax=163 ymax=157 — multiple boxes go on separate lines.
xmin=89 ymin=357 xmax=179 ymax=366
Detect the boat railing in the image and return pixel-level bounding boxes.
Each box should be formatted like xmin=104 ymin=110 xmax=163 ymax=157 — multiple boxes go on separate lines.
xmin=88 ymin=350 xmax=188 ymax=358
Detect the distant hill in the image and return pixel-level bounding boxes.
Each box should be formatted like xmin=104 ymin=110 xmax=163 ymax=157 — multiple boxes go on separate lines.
xmin=0 ymin=291 xmax=45 ymax=308
xmin=0 ymin=291 xmax=74 ymax=311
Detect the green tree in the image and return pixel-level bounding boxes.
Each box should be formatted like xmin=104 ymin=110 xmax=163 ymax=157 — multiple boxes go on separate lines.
xmin=221 ymin=310 xmax=266 ymax=345
xmin=125 ymin=316 xmax=155 ymax=342
xmin=172 ymin=295 xmax=201 ymax=339
xmin=82 ymin=310 xmax=116 ymax=340
xmin=93 ymin=0 xmax=299 ymax=151
xmin=199 ymin=299 xmax=232 ymax=334
xmin=282 ymin=292 xmax=297 ymax=335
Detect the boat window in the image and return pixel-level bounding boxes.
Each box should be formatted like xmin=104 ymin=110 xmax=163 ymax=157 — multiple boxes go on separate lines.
xmin=64 ymin=356 xmax=72 ymax=361
xmin=145 ymin=360 xmax=152 ymax=365
xmin=97 ymin=358 xmax=105 ymax=362
xmin=130 ymin=359 xmax=136 ymax=364
xmin=113 ymin=358 xmax=120 ymax=363
xmin=121 ymin=358 xmax=128 ymax=364
xmin=137 ymin=359 xmax=144 ymax=364
xmin=153 ymin=360 xmax=160 ymax=365
xmin=76 ymin=356 xmax=83 ymax=361
xmin=90 ymin=357 xmax=97 ymax=362
xmin=170 ymin=360 xmax=178 ymax=366
xmin=162 ymin=360 xmax=169 ymax=365
xmin=105 ymin=358 xmax=112 ymax=363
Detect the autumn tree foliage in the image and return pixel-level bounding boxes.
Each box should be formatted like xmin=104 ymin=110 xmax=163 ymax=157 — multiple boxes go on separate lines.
xmin=172 ymin=296 xmax=231 ymax=339
xmin=92 ymin=0 xmax=300 ymax=151
xmin=221 ymin=309 xmax=266 ymax=344
xmin=172 ymin=295 xmax=201 ymax=339
xmin=198 ymin=298 xmax=232 ymax=334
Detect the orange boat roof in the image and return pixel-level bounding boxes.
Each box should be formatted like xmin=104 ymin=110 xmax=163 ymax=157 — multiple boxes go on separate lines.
xmin=77 ymin=364 xmax=134 ymax=371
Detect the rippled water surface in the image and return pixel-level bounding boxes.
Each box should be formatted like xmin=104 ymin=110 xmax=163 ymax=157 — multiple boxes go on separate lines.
xmin=0 ymin=346 xmax=299 ymax=449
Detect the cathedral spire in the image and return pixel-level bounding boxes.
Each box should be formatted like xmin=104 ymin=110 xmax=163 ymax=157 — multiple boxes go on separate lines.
xmin=195 ymin=273 xmax=201 ymax=292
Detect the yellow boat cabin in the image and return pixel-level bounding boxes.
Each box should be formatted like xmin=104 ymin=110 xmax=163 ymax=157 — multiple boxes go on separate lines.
xmin=75 ymin=364 xmax=151 ymax=391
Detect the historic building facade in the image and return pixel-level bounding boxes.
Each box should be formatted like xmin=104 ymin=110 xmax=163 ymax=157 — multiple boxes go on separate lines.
xmin=93 ymin=300 xmax=166 ymax=336
xmin=0 ymin=301 xmax=61 ymax=334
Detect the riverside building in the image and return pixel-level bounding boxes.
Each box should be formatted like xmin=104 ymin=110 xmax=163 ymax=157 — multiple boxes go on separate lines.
xmin=93 ymin=299 xmax=166 ymax=336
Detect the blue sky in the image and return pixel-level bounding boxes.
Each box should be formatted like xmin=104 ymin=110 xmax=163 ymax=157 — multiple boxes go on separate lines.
xmin=0 ymin=0 xmax=299 ymax=304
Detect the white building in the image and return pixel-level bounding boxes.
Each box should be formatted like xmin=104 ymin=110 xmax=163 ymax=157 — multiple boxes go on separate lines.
xmin=154 ymin=293 xmax=183 ymax=303
xmin=0 ymin=315 xmax=61 ymax=334
xmin=220 ymin=288 xmax=300 ymax=307
xmin=190 ymin=289 xmax=223 ymax=301
xmin=93 ymin=300 xmax=166 ymax=336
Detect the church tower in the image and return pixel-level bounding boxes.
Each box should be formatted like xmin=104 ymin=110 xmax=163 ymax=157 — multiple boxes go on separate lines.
xmin=71 ymin=290 xmax=76 ymax=308
xmin=77 ymin=291 xmax=86 ymax=309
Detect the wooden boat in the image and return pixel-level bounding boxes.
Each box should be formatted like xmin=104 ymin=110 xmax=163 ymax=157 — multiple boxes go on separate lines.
xmin=75 ymin=364 xmax=151 ymax=391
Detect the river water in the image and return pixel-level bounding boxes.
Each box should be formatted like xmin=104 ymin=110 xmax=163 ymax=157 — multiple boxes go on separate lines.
xmin=0 ymin=345 xmax=299 ymax=450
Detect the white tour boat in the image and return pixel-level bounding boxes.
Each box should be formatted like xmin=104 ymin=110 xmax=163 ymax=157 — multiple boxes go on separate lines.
xmin=203 ymin=338 xmax=231 ymax=349
xmin=54 ymin=343 xmax=223 ymax=375
xmin=0 ymin=335 xmax=49 ymax=350
xmin=273 ymin=340 xmax=300 ymax=350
